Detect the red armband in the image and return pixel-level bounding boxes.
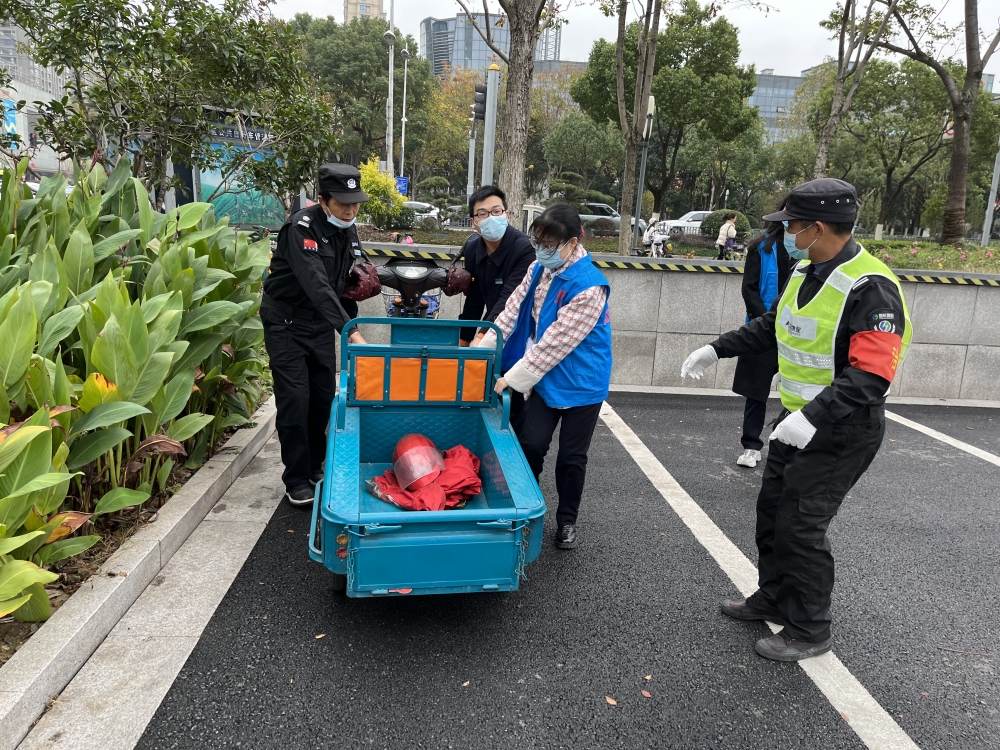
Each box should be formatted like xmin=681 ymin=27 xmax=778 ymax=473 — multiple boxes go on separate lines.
xmin=849 ymin=331 xmax=902 ymax=381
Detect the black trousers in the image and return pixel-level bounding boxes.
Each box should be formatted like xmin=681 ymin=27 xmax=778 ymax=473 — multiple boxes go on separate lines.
xmin=517 ymin=395 xmax=602 ymax=527
xmin=741 ymin=397 xmax=768 ymax=451
xmin=755 ymin=409 xmax=884 ymax=641
xmin=262 ymin=307 xmax=338 ymax=491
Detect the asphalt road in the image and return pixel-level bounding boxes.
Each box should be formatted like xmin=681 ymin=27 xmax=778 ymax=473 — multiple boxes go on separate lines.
xmin=135 ymin=395 xmax=998 ymax=750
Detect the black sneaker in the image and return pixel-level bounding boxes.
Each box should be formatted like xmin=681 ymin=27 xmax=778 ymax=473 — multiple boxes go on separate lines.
xmin=284 ymin=485 xmax=314 ymax=507
xmin=720 ymin=591 xmax=785 ymax=626
xmin=755 ymin=630 xmax=832 ymax=662
xmin=554 ymin=524 xmax=577 ymax=549
xmin=309 ymin=469 xmax=324 ymax=487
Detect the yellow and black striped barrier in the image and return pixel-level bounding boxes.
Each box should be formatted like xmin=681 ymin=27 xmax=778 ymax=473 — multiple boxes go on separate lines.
xmin=361 ymin=247 xmax=1000 ymax=285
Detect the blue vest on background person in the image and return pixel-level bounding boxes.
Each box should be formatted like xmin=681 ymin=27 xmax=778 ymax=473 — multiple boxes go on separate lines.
xmin=503 ymin=253 xmax=612 ymax=408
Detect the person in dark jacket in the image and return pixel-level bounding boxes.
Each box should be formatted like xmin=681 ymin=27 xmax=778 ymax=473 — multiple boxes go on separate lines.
xmin=681 ymin=178 xmax=912 ymax=661
xmin=458 ymin=185 xmax=535 ymax=425
xmin=262 ymin=163 xmax=368 ymax=507
xmin=734 ymin=223 xmax=791 ymax=468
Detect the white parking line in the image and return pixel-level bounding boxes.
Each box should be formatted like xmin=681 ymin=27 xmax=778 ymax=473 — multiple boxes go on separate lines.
xmin=599 ymin=401 xmax=921 ymax=750
xmin=885 ymin=410 xmax=1000 ymax=467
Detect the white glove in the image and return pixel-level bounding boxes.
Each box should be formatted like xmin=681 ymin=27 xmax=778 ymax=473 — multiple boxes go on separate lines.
xmin=680 ymin=345 xmax=719 ymax=380
xmin=769 ymin=410 xmax=817 ymax=449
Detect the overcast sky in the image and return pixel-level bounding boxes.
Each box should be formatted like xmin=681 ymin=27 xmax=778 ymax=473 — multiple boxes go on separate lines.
xmin=272 ymin=0 xmax=1000 ymax=83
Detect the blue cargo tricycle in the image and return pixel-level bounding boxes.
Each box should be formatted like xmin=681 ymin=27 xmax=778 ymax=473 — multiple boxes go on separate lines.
xmin=308 ymin=317 xmax=546 ymax=597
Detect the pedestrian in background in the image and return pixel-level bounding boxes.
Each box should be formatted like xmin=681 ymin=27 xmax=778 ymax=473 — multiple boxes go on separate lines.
xmin=715 ymin=212 xmax=738 ymax=259
xmin=734 ymin=222 xmax=790 ymax=468
xmin=482 ymin=203 xmax=612 ymax=551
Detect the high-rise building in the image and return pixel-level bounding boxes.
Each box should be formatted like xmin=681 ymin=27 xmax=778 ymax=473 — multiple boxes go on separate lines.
xmin=0 ymin=23 xmax=69 ymax=97
xmin=748 ymin=68 xmax=807 ymax=143
xmin=419 ymin=14 xmax=563 ymax=76
xmin=344 ymin=0 xmax=386 ymax=23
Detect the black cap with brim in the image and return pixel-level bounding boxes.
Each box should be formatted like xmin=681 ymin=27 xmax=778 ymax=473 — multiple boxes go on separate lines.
xmin=318 ymin=163 xmax=369 ymax=204
xmin=762 ymin=178 xmax=858 ymax=224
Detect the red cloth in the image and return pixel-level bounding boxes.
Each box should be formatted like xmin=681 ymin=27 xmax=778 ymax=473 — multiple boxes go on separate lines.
xmin=370 ymin=445 xmax=482 ymax=511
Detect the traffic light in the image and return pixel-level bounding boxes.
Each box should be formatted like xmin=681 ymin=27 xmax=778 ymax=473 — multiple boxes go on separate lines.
xmin=470 ymin=83 xmax=487 ymax=121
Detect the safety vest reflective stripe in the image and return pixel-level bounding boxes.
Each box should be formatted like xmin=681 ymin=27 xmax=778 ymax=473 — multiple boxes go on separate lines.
xmin=776 ymin=340 xmax=835 ymax=369
xmin=779 ymin=375 xmax=827 ymax=402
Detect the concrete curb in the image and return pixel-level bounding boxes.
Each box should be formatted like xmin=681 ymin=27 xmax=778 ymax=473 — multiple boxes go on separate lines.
xmin=0 ymin=397 xmax=277 ymax=750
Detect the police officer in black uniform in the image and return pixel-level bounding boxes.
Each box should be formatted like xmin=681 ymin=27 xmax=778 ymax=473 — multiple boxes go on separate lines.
xmin=682 ymin=178 xmax=909 ymax=661
xmin=262 ymin=164 xmax=369 ymax=506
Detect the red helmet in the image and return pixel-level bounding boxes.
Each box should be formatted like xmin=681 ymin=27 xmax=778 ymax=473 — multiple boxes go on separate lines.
xmin=392 ymin=434 xmax=445 ymax=490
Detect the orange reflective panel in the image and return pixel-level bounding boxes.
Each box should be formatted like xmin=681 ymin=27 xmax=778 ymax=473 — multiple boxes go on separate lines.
xmin=462 ymin=359 xmax=488 ymax=402
xmin=426 ymin=359 xmax=459 ymax=401
xmin=354 ymin=357 xmax=385 ymax=400
xmin=389 ymin=358 xmax=421 ymax=401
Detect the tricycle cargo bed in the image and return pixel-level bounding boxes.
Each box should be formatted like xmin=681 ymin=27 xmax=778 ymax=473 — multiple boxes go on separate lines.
xmin=309 ymin=319 xmax=546 ymax=597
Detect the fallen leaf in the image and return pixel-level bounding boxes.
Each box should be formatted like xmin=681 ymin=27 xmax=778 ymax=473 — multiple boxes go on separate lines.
xmin=966 ymin=427 xmax=973 ymax=430
xmin=288 ymin=530 xmax=295 ymax=533
xmin=645 ymin=675 xmax=652 ymax=681
xmin=462 ymin=681 xmax=470 ymax=687
xmin=981 ymin=700 xmax=987 ymax=705
xmin=920 ymin=691 xmax=930 ymax=697
xmin=315 ymin=634 xmax=326 ymax=639
xmin=888 ymin=439 xmax=896 ymax=442
xmin=840 ymin=712 xmax=850 ymax=722
xmin=605 ymin=696 xmax=617 ymax=706
xmin=641 ymin=690 xmax=652 ymax=698
xmin=118 ymin=571 xmax=127 ymax=577
xmin=290 ymin=678 xmax=294 ymax=684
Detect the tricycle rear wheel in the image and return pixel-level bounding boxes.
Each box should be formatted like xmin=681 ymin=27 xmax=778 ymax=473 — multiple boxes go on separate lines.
xmin=330 ymin=573 xmax=347 ymax=593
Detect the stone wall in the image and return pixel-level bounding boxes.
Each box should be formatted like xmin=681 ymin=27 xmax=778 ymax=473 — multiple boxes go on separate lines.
xmin=351 ymin=245 xmax=1000 ymax=400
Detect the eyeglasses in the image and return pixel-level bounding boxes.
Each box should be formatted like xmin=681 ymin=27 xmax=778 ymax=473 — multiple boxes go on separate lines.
xmin=530 ymin=237 xmax=566 ymax=253
xmin=473 ymin=206 xmax=507 ymax=220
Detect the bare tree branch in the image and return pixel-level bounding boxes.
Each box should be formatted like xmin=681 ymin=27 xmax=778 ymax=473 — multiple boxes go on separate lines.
xmin=455 ymin=0 xmax=510 ymax=64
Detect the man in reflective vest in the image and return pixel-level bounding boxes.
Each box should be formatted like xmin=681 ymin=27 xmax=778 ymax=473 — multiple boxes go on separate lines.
xmin=680 ymin=178 xmax=912 ymax=661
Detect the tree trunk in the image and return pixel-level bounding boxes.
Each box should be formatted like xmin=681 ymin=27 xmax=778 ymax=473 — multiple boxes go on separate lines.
xmin=495 ymin=2 xmax=544 ymax=221
xmin=618 ymin=135 xmax=640 ymax=252
xmin=941 ymin=99 xmax=973 ymax=244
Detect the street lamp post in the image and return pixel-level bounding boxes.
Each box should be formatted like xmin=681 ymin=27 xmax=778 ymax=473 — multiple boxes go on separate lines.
xmin=383 ymin=0 xmax=396 ymax=179
xmin=399 ymin=47 xmax=409 ymax=192
xmin=632 ymin=95 xmax=655 ymax=254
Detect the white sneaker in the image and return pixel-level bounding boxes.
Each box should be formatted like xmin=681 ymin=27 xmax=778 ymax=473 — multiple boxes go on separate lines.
xmin=737 ymin=449 xmax=761 ymax=468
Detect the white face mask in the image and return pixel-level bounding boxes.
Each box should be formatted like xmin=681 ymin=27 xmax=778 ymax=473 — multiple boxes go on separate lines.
xmin=327 ymin=213 xmax=356 ymax=229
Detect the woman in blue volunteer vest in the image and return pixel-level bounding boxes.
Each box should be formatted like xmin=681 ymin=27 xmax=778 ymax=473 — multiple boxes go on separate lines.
xmin=479 ymin=203 xmax=612 ymax=550
xmin=733 ymin=222 xmax=790 ymax=468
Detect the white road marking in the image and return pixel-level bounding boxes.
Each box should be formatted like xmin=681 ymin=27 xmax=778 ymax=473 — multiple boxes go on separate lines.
xmin=599 ymin=401 xmax=921 ymax=750
xmin=885 ymin=410 xmax=1000 ymax=467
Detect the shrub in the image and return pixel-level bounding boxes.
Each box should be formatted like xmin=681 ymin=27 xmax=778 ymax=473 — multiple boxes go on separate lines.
xmin=417 ymin=216 xmax=438 ymax=232
xmin=585 ymin=218 xmax=617 ymax=237
xmin=0 ymin=156 xmax=269 ymax=622
xmin=357 ymin=158 xmax=405 ymax=229
xmin=389 ymin=207 xmax=416 ymax=230
xmin=700 ymin=210 xmax=752 ymax=240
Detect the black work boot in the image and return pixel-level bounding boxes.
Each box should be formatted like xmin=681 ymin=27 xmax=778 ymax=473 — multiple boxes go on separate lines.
xmin=755 ymin=630 xmax=833 ymax=662
xmin=720 ymin=591 xmax=785 ymax=626
xmin=554 ymin=524 xmax=577 ymax=549
xmin=284 ymin=485 xmax=314 ymax=507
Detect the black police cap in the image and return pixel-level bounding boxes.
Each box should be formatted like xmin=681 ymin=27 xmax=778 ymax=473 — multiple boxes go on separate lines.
xmin=762 ymin=178 xmax=858 ymax=225
xmin=318 ymin=163 xmax=369 ymax=204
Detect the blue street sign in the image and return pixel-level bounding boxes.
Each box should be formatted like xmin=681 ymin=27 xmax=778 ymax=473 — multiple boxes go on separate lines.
xmin=2 ymin=99 xmax=17 ymax=136
xmin=395 ymin=175 xmax=409 ymax=196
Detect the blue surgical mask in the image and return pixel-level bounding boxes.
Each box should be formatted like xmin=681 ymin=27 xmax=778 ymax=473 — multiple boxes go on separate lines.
xmin=533 ymin=240 xmax=570 ymax=270
xmin=327 ymin=213 xmax=356 ymax=229
xmin=782 ymin=221 xmax=816 ymax=261
xmin=477 ymin=214 xmax=508 ymax=242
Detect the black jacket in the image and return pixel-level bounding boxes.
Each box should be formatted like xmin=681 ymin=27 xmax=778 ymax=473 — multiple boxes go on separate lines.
xmin=262 ymin=203 xmax=359 ymax=331
xmin=458 ymin=225 xmax=535 ymax=342
xmin=733 ymin=233 xmax=791 ymax=401
xmin=714 ymin=238 xmax=907 ymax=427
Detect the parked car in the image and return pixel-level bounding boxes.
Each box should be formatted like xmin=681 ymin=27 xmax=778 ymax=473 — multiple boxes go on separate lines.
xmin=578 ymin=202 xmax=647 ymax=235
xmin=660 ymin=210 xmax=711 ymax=235
xmin=404 ymin=201 xmax=440 ymax=220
